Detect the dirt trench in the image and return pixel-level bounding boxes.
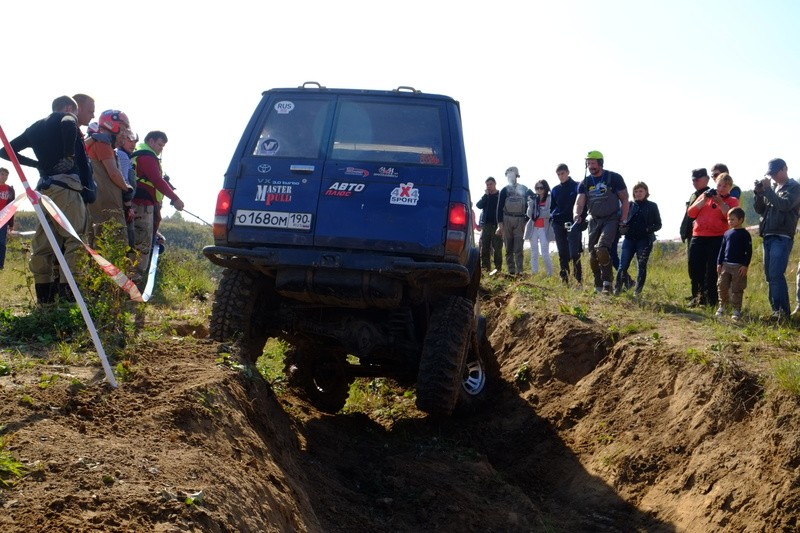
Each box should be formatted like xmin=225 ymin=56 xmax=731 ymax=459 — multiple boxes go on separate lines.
xmin=1 ymin=291 xmax=799 ymax=532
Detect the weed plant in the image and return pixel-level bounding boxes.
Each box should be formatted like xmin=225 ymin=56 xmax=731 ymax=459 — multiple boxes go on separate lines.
xmin=77 ymin=221 xmax=137 ymax=351
xmin=0 ymin=437 xmax=25 ymax=487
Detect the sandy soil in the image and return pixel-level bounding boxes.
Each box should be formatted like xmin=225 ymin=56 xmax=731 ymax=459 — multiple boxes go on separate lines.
xmin=1 ymin=287 xmax=799 ymax=532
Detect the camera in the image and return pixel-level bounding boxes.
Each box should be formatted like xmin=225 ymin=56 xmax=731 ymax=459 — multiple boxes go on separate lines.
xmin=564 ymin=222 xmax=573 ymax=231
xmin=706 ymin=188 xmax=717 ymax=197
xmin=754 ymin=179 xmax=765 ymax=192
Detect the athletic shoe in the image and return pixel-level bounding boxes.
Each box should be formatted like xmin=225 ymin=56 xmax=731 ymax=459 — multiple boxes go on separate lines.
xmin=715 ymin=307 xmax=724 ymax=318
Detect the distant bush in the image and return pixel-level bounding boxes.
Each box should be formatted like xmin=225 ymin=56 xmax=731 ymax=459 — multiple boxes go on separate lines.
xmin=159 ymin=213 xmax=213 ymax=250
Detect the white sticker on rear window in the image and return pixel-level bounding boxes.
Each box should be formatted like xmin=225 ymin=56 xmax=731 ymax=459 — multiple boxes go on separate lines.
xmin=390 ymin=182 xmax=419 ymax=206
xmin=274 ymin=101 xmax=295 ymax=114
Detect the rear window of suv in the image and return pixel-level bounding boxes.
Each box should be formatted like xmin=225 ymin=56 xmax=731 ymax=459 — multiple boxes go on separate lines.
xmin=252 ymin=96 xmax=444 ymax=166
xmin=331 ymin=101 xmax=444 ymax=166
xmin=253 ymin=98 xmax=331 ymax=158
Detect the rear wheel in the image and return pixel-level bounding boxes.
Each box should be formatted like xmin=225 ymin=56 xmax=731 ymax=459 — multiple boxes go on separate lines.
xmin=285 ymin=348 xmax=353 ymax=414
xmin=210 ymin=268 xmax=274 ymax=363
xmin=415 ymin=296 xmax=474 ymax=416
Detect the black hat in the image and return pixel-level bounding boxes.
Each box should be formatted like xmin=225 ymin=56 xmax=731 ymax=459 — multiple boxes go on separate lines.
xmin=766 ymin=158 xmax=787 ymax=176
xmin=691 ymin=168 xmax=709 ymax=179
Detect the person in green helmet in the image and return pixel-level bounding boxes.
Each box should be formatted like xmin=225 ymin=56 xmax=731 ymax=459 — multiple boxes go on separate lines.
xmin=573 ymin=150 xmax=629 ymax=294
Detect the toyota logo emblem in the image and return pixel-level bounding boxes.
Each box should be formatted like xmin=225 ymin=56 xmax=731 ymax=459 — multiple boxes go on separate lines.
xmin=257 ymin=164 xmax=272 ymax=173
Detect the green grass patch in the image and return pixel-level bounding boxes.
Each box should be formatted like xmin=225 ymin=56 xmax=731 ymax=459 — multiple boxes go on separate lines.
xmin=773 ymin=358 xmax=800 ymax=394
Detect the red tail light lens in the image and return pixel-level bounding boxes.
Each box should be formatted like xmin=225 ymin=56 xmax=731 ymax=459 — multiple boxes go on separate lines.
xmin=448 ymin=203 xmax=467 ymax=230
xmin=213 ymin=189 xmax=232 ymax=240
xmin=445 ymin=202 xmax=468 ymax=256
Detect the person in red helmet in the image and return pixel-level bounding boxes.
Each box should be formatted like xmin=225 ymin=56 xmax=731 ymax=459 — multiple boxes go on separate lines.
xmin=86 ymin=109 xmax=135 ymax=247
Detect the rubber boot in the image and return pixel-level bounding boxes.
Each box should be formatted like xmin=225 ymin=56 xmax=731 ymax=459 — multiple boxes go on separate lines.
xmin=35 ymin=283 xmax=54 ymax=305
xmin=57 ymin=284 xmax=75 ymax=303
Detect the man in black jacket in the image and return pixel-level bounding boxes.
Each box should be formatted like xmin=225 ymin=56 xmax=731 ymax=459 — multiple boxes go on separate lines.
xmin=551 ymin=163 xmax=584 ymax=284
xmin=0 ymin=95 xmax=94 ymax=304
xmin=476 ymin=176 xmax=502 ymax=272
xmin=680 ymin=168 xmax=711 ymax=303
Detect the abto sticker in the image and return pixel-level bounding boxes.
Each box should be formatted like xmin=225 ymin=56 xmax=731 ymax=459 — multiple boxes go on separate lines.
xmin=325 ymin=182 xmax=366 ymax=198
xmin=274 ymin=101 xmax=295 ymax=114
xmin=390 ymin=182 xmax=419 ymax=206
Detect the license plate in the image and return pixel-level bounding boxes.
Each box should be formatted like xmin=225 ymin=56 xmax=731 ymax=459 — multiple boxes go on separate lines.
xmin=234 ymin=209 xmax=312 ymax=230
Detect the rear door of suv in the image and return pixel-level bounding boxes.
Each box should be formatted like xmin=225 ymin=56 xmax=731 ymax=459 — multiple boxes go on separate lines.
xmin=314 ymin=95 xmax=452 ymax=258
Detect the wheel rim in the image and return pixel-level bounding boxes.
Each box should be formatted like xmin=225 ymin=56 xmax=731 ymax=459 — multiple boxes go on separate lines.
xmin=462 ymin=358 xmax=485 ymax=396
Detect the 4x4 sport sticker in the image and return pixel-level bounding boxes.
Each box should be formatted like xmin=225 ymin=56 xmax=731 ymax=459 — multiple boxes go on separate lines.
xmin=390 ymin=182 xmax=419 ymax=206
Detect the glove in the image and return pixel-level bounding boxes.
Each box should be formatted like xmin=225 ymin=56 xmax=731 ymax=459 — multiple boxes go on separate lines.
xmin=122 ymin=186 xmax=134 ymax=203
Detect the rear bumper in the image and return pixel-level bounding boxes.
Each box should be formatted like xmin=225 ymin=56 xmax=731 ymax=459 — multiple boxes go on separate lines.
xmin=203 ymin=245 xmax=471 ymax=289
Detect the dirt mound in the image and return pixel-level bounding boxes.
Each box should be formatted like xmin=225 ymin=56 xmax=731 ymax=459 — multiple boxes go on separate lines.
xmin=1 ymin=288 xmax=799 ymax=531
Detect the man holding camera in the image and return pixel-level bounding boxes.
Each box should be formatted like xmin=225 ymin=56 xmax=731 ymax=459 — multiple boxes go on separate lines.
xmin=754 ymin=158 xmax=800 ymax=320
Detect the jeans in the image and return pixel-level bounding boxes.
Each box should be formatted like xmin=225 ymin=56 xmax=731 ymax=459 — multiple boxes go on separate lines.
xmin=763 ymin=235 xmax=793 ymax=315
xmin=553 ymin=222 xmax=583 ymax=283
xmin=615 ymin=235 xmax=653 ymax=293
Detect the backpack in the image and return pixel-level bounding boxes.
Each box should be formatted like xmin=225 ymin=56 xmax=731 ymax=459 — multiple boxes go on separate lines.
xmin=504 ymin=186 xmax=526 ymax=215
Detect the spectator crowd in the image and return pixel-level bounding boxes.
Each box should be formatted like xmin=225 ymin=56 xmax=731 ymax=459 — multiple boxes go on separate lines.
xmin=475 ymin=151 xmax=800 ymax=322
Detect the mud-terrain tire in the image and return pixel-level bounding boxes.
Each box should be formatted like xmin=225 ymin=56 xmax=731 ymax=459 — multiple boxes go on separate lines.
xmin=210 ymin=268 xmax=273 ymax=363
xmin=285 ymin=349 xmax=353 ymax=414
xmin=415 ymin=296 xmax=474 ymax=416
xmin=454 ymin=315 xmax=500 ymax=416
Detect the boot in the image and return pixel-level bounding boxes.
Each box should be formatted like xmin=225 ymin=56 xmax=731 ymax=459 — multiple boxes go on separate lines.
xmin=57 ymin=284 xmax=75 ymax=303
xmin=35 ymin=283 xmax=54 ymax=305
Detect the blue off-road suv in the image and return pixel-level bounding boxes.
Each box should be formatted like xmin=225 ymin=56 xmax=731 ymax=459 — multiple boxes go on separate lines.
xmin=204 ymin=82 xmax=496 ymax=416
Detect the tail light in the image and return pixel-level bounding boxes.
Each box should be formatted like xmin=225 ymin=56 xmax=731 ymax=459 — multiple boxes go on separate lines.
xmin=213 ymin=189 xmax=232 ymax=240
xmin=445 ymin=202 xmax=467 ymax=257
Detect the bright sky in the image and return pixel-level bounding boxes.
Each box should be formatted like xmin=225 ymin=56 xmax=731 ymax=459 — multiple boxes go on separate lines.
xmin=2 ymin=0 xmax=798 ymax=239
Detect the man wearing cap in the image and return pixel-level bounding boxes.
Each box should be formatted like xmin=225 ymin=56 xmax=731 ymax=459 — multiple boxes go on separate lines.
xmin=496 ymin=166 xmax=533 ymax=275
xmin=754 ymin=158 xmax=800 ymax=320
xmin=680 ymin=168 xmax=711 ymax=304
xmin=574 ymin=151 xmax=629 ymax=293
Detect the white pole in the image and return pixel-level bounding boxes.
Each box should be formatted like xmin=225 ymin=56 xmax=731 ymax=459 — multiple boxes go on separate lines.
xmin=35 ymin=195 xmax=118 ymax=388
xmin=0 ymin=124 xmax=117 ymax=388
